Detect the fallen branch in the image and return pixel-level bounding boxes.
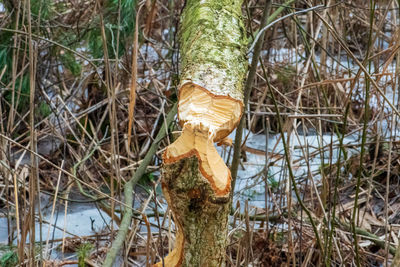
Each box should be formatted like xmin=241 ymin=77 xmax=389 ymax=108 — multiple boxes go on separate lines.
xmin=339 ymin=220 xmax=396 ymax=256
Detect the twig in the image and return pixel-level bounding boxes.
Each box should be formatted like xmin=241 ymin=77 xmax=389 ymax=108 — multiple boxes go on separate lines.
xmin=102 ymin=103 xmax=177 ymax=267
xmin=248 ymin=5 xmax=325 ymax=53
xmin=339 ymin=220 xmax=396 ymax=256
xmin=127 ymin=4 xmax=142 ymax=149
xmin=230 ymin=0 xmax=272 ymax=200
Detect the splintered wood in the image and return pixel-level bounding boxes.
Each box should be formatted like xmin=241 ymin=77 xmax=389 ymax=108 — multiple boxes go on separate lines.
xmin=164 ymin=84 xmax=243 ymax=196
xmin=155 ymin=0 xmax=247 ymax=266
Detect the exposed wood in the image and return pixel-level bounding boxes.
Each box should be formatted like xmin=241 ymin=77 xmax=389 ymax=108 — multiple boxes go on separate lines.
xmin=155 ymin=0 xmax=247 ymax=265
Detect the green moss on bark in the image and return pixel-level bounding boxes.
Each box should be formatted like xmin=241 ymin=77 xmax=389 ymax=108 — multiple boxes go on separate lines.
xmin=159 ymin=0 xmax=247 ymax=266
xmin=179 ymin=0 xmax=247 ymax=101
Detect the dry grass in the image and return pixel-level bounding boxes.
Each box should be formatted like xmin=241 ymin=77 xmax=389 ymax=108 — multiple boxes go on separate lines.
xmin=0 ymin=0 xmax=399 ymax=266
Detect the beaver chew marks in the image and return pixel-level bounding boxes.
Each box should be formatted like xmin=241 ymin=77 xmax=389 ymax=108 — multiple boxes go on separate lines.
xmin=178 ymin=83 xmax=243 ymax=142
xmin=155 ymin=0 xmax=247 ymax=265
xmin=164 ymin=83 xmax=243 ymax=196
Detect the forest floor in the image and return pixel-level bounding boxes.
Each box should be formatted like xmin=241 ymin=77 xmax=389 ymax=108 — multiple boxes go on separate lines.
xmin=1 ymin=0 xmax=400 ymax=266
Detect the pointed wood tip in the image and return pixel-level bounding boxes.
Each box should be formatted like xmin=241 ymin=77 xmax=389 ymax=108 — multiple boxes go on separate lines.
xmin=163 ymin=123 xmax=231 ymax=196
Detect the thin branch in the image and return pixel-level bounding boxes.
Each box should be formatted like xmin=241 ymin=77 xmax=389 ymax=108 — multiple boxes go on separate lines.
xmin=102 ymin=103 xmax=177 ymax=267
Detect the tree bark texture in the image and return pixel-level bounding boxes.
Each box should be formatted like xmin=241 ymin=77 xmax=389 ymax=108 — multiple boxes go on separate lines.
xmin=155 ymin=0 xmax=247 ymax=266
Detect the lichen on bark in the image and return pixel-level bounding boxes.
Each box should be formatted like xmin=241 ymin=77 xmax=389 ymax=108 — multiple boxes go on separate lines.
xmin=179 ymin=0 xmax=247 ymax=101
xmin=155 ymin=0 xmax=247 ymax=266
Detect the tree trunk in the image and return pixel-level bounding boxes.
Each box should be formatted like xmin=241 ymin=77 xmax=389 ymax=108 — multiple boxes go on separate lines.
xmin=155 ymin=0 xmax=247 ymax=266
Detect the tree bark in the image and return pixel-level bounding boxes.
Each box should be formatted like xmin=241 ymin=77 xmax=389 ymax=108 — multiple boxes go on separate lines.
xmin=155 ymin=0 xmax=247 ymax=266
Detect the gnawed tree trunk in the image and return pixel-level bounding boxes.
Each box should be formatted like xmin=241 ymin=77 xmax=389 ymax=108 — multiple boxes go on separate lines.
xmin=155 ymin=0 xmax=247 ymax=266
